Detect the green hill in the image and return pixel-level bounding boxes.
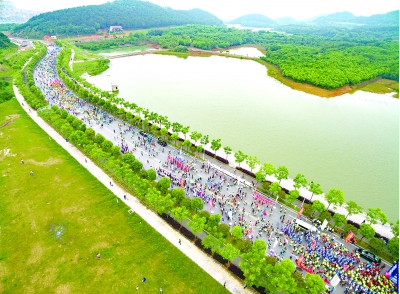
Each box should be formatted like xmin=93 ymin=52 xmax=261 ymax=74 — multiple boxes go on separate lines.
xmin=228 ymin=14 xmax=275 ymax=28
xmin=0 ymin=32 xmax=16 ymax=49
xmin=313 ymin=10 xmax=399 ymax=25
xmin=12 ymin=0 xmax=223 ymax=39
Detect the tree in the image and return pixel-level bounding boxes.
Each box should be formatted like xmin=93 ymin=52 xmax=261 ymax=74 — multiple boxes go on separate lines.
xmin=239 ymin=242 xmax=266 ymax=287
xmin=234 ymin=150 xmax=247 ymax=167
xmin=308 ymin=181 xmax=323 ymax=201
xmin=218 ymin=223 xmax=230 ymax=238
xmin=189 ymin=197 xmax=203 ymax=212
xmin=171 ymin=206 xmax=190 ymax=228
xmin=345 ymin=201 xmax=363 ymax=219
xmin=255 ymin=170 xmax=265 ymax=184
xmin=269 ymin=182 xmax=281 ymax=198
xmin=231 ymin=225 xmax=243 ymax=240
xmin=292 ymin=272 xmax=307 ymax=294
xmin=223 ymin=146 xmax=232 ymax=160
xmin=170 ymin=187 xmax=185 ymax=203
xmin=391 ymin=220 xmax=399 ymax=237
xmin=210 ymin=138 xmax=222 ymax=157
xmin=275 ymin=166 xmax=289 ymax=183
xmin=181 ymin=126 xmax=190 ymax=139
xmin=206 ymin=214 xmax=221 ymax=231
xmin=182 ymin=139 xmax=192 ymax=152
xmin=160 ymin=127 xmax=168 ymax=140
xmin=157 ymin=176 xmax=171 ymax=194
xmin=286 ymin=189 xmax=299 ymax=204
xmin=246 ymin=155 xmax=260 ymax=172
xmin=305 ymin=273 xmax=326 ymax=294
xmin=85 ymin=128 xmax=95 ymax=141
xmin=367 ymin=208 xmax=388 ymax=225
xmin=101 ymin=139 xmax=113 ymax=152
xmin=325 ymin=188 xmax=345 ymax=210
xmin=311 ymin=200 xmax=326 ymax=216
xmin=170 ymin=133 xmax=179 ymax=145
xmin=146 ymin=168 xmax=156 ymax=181
xmin=201 ymin=235 xmax=223 ymax=254
xmin=200 ymin=134 xmax=209 ymax=147
xmin=387 ymin=237 xmax=399 ymax=259
xmin=94 ymin=133 xmax=105 ymax=145
xmin=150 ymin=123 xmax=158 ymax=136
xmin=359 ymin=223 xmax=375 ymax=241
xmin=190 ymin=131 xmax=202 ymax=146
xmin=293 ymin=173 xmax=307 ymax=190
xmin=262 ymin=163 xmax=276 ymax=176
xmin=344 ymin=224 xmax=358 ymax=236
xmin=239 ymin=239 xmax=252 ymax=253
xmin=368 ymin=237 xmax=385 ymax=254
xmin=196 ymin=145 xmax=203 ymax=156
xmin=187 ymin=215 xmax=206 ymax=238
xmin=263 ymin=259 xmax=297 ymax=293
xmin=333 ymin=213 xmax=347 ymax=227
xmin=146 ymin=188 xmax=175 ymax=214
xmin=219 ymin=244 xmax=240 ymax=267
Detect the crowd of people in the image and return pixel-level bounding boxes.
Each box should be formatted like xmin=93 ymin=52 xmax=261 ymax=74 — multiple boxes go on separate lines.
xmin=32 ymin=44 xmax=397 ymax=294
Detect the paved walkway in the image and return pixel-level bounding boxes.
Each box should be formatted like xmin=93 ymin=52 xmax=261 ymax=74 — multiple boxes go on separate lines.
xmin=13 ymin=84 xmax=254 ymax=294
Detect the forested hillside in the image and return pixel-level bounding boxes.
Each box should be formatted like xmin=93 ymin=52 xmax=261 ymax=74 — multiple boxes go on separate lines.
xmin=313 ymin=10 xmax=399 ymax=25
xmin=145 ymin=25 xmax=398 ymax=89
xmin=0 ymin=32 xmax=16 ymax=49
xmin=12 ymin=0 xmax=222 ymax=38
xmin=228 ymin=14 xmax=276 ymax=28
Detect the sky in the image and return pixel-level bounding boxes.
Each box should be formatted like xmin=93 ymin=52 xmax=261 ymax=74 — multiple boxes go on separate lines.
xmin=10 ymin=0 xmax=400 ymax=21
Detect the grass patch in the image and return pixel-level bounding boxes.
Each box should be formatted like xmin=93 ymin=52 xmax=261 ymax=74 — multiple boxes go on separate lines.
xmin=0 ymin=98 xmax=228 ymax=293
xmin=73 ymin=59 xmax=110 ymax=76
xmin=358 ymin=79 xmax=399 ymax=98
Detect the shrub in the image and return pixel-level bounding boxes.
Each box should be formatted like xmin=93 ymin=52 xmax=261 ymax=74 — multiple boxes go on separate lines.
xmin=239 ymin=239 xmax=252 ymax=253
xmin=319 ymin=211 xmax=332 ymax=222
xmin=343 ymin=223 xmax=358 ymax=236
xmin=218 ymin=224 xmax=230 ymax=238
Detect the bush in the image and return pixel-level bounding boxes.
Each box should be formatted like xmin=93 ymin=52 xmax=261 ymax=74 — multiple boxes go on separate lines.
xmin=146 ymin=169 xmax=157 ymax=181
xmin=343 ymin=223 xmax=358 ymax=236
xmin=239 ymin=239 xmax=252 ymax=253
xmin=319 ymin=211 xmax=332 ymax=222
xmin=369 ymin=237 xmax=385 ymax=254
xmin=198 ymin=210 xmax=210 ymax=220
xmin=218 ymin=224 xmax=230 ymax=238
xmin=302 ymin=203 xmax=313 ymax=217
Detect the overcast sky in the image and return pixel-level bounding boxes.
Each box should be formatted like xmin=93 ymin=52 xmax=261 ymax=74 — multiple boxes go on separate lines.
xmin=11 ymin=0 xmax=400 ymax=21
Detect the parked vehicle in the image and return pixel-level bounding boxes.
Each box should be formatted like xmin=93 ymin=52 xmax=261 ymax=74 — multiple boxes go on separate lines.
xmin=158 ymin=139 xmax=167 ymax=147
xmin=356 ymin=248 xmax=381 ymax=263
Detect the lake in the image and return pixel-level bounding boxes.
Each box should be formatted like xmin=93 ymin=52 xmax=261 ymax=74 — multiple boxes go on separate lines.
xmin=86 ymin=50 xmax=399 ymax=221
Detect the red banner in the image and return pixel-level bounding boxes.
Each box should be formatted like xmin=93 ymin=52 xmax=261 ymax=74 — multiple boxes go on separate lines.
xmin=296 ymin=255 xmax=304 ymax=266
xmin=297 ymin=206 xmax=304 ymax=218
xmin=345 ymin=231 xmax=355 ymax=243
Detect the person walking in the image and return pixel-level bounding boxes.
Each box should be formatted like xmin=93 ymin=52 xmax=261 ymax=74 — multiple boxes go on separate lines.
xmin=30 ymin=170 xmax=34 ymax=176
xmin=178 ymin=239 xmax=181 ymax=245
xmin=21 ymin=159 xmax=24 ymax=164
xmin=142 ymin=277 xmax=146 ymax=283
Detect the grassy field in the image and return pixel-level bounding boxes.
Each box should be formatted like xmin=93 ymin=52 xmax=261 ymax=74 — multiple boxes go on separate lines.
xmin=358 ymin=79 xmax=399 ymax=98
xmin=0 ymin=98 xmax=228 ymax=294
xmin=73 ymin=59 xmax=110 ymax=76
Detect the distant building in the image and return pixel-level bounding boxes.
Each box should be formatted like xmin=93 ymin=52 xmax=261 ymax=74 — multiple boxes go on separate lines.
xmin=109 ymin=26 xmax=123 ymax=33
xmin=51 ymin=35 xmax=57 ymax=40
xmin=111 ymin=85 xmax=119 ymax=92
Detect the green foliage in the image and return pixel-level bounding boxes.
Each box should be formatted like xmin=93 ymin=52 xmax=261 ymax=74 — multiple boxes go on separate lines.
xmin=206 ymin=214 xmax=221 ymax=231
xmin=189 ymin=198 xmax=203 ymax=212
xmin=239 ymin=239 xmax=252 ymax=253
xmin=391 ymin=220 xmax=399 ymax=237
xmin=311 ymin=200 xmax=326 ymax=215
xmin=346 ymin=200 xmax=364 ymax=219
xmin=293 ymin=173 xmax=308 ymax=190
xmin=292 ymin=271 xmax=307 ymax=294
xmin=218 ymin=224 xmax=230 ymax=238
xmin=302 ymin=203 xmax=313 ymax=217
xmin=333 ymin=213 xmax=347 ymax=227
xmin=318 ymin=211 xmax=332 ymax=222
xmin=210 ymin=138 xmax=222 ymax=156
xmin=146 ymin=168 xmax=157 ymax=181
xmin=325 ymin=188 xmax=345 ymax=210
xmin=170 ymin=187 xmax=186 ymax=203
xmin=368 ymin=237 xmax=385 ymax=254
xmin=269 ymin=182 xmax=282 ymax=196
xmin=305 ymin=273 xmax=326 ymax=294
xmin=367 ymin=208 xmax=389 ymax=225
xmin=172 ymin=45 xmax=189 ymax=52
xmin=157 ymin=176 xmax=171 ymax=194
xmin=230 ymin=225 xmax=243 ymax=240
xmin=262 ymin=163 xmax=276 ymax=176
xmin=229 ymin=14 xmax=275 ymax=28
xmin=245 ymin=155 xmax=260 ymax=172
xmin=187 ymin=215 xmax=206 ymax=235
xmin=286 ymin=189 xmax=299 ymax=204
xmin=234 ymin=150 xmax=247 ymax=167
xmin=0 ymin=32 xmax=16 ymax=49
xmin=387 ymin=237 xmax=399 ymax=260
xmin=219 ymin=244 xmax=240 ymax=264
xmin=359 ymin=223 xmax=376 ymax=241
xmin=171 ymin=206 xmax=190 ymax=224
xmin=344 ymin=223 xmax=358 ymax=236
xmin=275 ymin=166 xmax=289 ymax=183
xmin=13 ymin=0 xmax=222 ymax=39
xmin=201 ymin=235 xmax=223 ymax=254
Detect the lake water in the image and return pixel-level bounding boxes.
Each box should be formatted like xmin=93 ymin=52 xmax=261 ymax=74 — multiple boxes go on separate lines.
xmin=87 ymin=51 xmax=399 ymax=221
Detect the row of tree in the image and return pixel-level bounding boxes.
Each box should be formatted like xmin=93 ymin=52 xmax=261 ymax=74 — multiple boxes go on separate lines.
xmin=55 ymin=42 xmax=399 ymax=260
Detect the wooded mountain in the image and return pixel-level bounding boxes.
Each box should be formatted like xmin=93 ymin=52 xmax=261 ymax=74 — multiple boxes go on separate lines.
xmin=0 ymin=32 xmax=16 ymax=49
xmin=228 ymin=14 xmax=275 ymax=28
xmin=12 ymin=0 xmax=222 ymax=38
xmin=313 ymin=10 xmax=399 ymax=25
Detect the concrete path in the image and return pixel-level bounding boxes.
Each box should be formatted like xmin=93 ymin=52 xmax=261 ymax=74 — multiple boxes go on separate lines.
xmin=13 ymin=85 xmax=254 ymax=294
xmin=69 ymin=49 xmax=75 ymax=71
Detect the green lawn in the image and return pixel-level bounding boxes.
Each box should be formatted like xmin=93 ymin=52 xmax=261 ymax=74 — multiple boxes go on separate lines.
xmin=0 ymin=98 xmax=228 ymax=294
xmin=73 ymin=59 xmax=110 ymax=76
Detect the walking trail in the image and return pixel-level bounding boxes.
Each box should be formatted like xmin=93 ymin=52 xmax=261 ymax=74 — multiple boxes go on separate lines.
xmin=13 ymin=84 xmax=253 ymax=294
